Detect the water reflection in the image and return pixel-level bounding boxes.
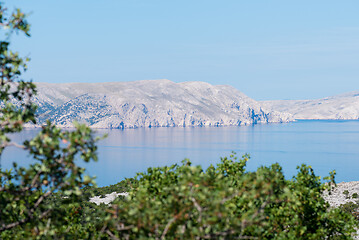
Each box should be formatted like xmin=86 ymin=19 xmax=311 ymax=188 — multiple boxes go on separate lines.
xmin=1 ymin=120 xmax=359 ymax=186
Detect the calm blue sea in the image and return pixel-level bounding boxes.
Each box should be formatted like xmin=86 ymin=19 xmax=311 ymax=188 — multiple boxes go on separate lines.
xmin=1 ymin=120 xmax=359 ymax=187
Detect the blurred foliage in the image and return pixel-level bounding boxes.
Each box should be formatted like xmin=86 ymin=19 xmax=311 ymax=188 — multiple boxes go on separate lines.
xmin=0 ymin=2 xmax=102 ymax=238
xmin=340 ymin=201 xmax=359 ymax=221
xmin=0 ymin=2 xmax=358 ymax=239
xmin=101 ymin=154 xmax=357 ymax=239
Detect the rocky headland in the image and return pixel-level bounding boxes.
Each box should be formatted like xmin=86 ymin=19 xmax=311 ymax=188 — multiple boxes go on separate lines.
xmin=27 ymin=79 xmax=293 ymax=129
xmin=262 ymin=91 xmax=359 ymax=120
xmin=14 ymin=80 xmax=359 ymax=129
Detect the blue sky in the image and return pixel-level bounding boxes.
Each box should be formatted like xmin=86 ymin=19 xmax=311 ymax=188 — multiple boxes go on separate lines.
xmin=7 ymin=0 xmax=359 ymax=100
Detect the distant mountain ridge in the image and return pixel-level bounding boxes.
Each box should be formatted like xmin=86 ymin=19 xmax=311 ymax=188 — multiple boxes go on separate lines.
xmin=261 ymin=91 xmax=359 ymax=120
xmin=28 ymin=79 xmax=293 ymax=129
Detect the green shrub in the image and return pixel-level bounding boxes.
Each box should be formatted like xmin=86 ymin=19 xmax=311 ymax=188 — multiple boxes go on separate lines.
xmin=101 ymin=154 xmax=357 ymax=239
xmin=344 ymin=190 xmax=350 ymax=199
xmin=340 ymin=202 xmax=359 ymax=221
xmin=0 ymin=3 xmax=102 ymax=238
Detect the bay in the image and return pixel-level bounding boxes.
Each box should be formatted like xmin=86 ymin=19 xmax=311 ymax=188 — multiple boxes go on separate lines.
xmin=1 ymin=120 xmax=359 ymax=187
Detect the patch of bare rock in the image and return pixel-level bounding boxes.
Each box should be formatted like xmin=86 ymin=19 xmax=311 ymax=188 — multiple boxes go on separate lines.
xmin=323 ymin=181 xmax=359 ymax=208
xmin=89 ymin=192 xmax=129 ymax=205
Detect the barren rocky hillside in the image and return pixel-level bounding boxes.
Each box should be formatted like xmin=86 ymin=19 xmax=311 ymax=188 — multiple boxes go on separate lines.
xmin=28 ymin=79 xmax=293 ymax=129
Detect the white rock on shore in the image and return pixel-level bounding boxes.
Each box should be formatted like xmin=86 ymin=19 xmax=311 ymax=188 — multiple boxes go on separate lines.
xmin=89 ymin=192 xmax=129 ymax=205
xmin=323 ymin=181 xmax=359 ymax=208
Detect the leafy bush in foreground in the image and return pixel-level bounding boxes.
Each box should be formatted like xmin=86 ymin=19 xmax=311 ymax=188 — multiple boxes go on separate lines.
xmin=0 ymin=3 xmax=101 ymax=239
xmin=3 ymin=152 xmax=357 ymax=239
xmin=101 ymin=154 xmax=356 ymax=239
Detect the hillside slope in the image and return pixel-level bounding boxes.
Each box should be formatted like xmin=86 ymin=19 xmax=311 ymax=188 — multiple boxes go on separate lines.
xmin=262 ymin=92 xmax=359 ymax=120
xmin=29 ymin=79 xmax=293 ymax=129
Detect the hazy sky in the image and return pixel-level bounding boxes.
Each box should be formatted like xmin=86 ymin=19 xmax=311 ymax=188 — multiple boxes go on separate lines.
xmin=8 ymin=0 xmax=359 ymax=100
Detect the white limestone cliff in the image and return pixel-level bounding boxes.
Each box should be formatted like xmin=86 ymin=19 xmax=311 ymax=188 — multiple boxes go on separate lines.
xmin=262 ymin=91 xmax=359 ymax=120
xmin=26 ymin=79 xmax=292 ymax=129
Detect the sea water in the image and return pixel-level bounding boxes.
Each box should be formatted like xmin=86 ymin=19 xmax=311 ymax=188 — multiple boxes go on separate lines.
xmin=1 ymin=120 xmax=359 ymax=187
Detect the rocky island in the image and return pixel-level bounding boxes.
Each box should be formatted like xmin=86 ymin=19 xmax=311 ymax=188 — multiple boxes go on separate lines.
xmin=28 ymin=79 xmax=293 ymax=129
xmin=21 ymin=80 xmax=359 ymax=129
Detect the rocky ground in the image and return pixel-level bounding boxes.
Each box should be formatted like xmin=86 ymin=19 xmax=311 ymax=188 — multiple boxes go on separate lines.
xmin=89 ymin=192 xmax=129 ymax=205
xmin=323 ymin=181 xmax=359 ymax=208
xmin=322 ymin=181 xmax=359 ymax=239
